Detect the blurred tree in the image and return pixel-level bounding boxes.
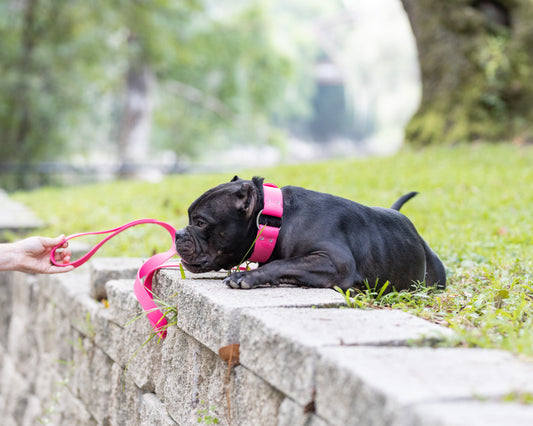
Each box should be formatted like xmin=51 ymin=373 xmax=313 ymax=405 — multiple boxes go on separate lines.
xmin=401 ymin=0 xmax=533 ymax=145
xmin=150 ymin=2 xmax=298 ymax=159
xmin=0 ymin=0 xmax=95 ymax=163
xmin=0 ymin=0 xmax=303 ymax=169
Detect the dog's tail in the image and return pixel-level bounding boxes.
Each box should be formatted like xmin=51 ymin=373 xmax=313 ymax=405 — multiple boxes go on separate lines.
xmin=390 ymin=191 xmax=418 ymax=211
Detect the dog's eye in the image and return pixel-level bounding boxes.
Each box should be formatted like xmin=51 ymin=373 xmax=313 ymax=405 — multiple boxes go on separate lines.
xmin=195 ymin=219 xmax=207 ymax=228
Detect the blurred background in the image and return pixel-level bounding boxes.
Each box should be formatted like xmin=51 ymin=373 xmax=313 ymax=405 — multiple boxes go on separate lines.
xmin=1 ymin=0 xmax=530 ymax=190
xmin=0 ymin=0 xmax=420 ymax=189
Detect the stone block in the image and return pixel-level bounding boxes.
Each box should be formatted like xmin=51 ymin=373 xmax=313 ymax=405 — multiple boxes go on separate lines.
xmin=239 ymin=307 xmax=452 ymax=406
xmin=58 ymin=387 xmax=97 ymax=425
xmin=410 ymin=399 xmax=533 ymax=426
xmin=0 ymin=272 xmax=14 ymax=347
xmin=0 ymin=348 xmax=3 ymax=396
xmin=93 ymin=304 xmax=162 ymax=390
xmin=0 ymin=353 xmax=31 ymax=423
xmin=105 ymin=279 xmax=143 ymax=327
xmin=32 ymin=354 xmax=67 ymax=410
xmin=89 ymin=257 xmax=144 ymax=300
xmin=68 ymin=293 xmax=102 ymax=340
xmin=40 ymin=271 xmax=93 ymax=321
xmin=118 ymin=326 xmax=163 ymax=392
xmin=71 ymin=342 xmax=115 ymax=423
xmin=30 ymin=362 xmax=73 ymax=426
xmin=91 ymin=309 xmax=122 ymax=362
xmin=63 ymin=328 xmax=88 ymax=400
xmin=139 ymin=393 xmax=178 ymax=425
xmin=155 ymin=270 xmax=346 ymax=353
xmin=230 ymin=366 xmax=285 ymax=426
xmin=6 ymin=311 xmax=40 ymax=382
xmin=277 ymin=397 xmax=330 ymax=426
xmin=314 ymin=346 xmax=533 ymax=426
xmin=156 ymin=326 xmax=230 ymax=424
xmin=32 ymin=288 xmax=76 ymax=379
xmin=155 ymin=324 xmax=286 ymax=425
xmin=108 ymin=362 xmax=141 ymax=426
xmin=2 ymin=417 xmax=16 ymax=426
xmin=10 ymin=271 xmax=37 ymax=314
xmin=151 ymin=267 xmax=186 ymax=301
xmin=0 ymin=190 xmax=44 ymax=235
xmin=20 ymin=395 xmax=42 ymax=426
xmin=241 ymin=318 xmax=316 ymax=407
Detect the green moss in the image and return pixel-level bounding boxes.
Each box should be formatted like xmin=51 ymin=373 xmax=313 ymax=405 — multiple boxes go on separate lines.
xmin=405 ymin=109 xmax=446 ymax=146
xmin=404 ymin=0 xmax=533 ymax=145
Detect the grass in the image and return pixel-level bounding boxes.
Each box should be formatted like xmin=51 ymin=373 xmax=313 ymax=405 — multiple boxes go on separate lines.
xmin=11 ymin=143 xmax=533 ymax=356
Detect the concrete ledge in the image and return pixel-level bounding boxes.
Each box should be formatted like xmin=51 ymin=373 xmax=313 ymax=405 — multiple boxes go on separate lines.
xmin=316 ymin=346 xmax=533 ymax=425
xmin=90 ymin=257 xmax=144 ymax=300
xmin=156 ymin=269 xmax=348 ymax=353
xmin=0 ymin=189 xmax=44 ymax=238
xmin=2 ymin=260 xmax=533 ymax=425
xmin=239 ymin=307 xmax=452 ymax=407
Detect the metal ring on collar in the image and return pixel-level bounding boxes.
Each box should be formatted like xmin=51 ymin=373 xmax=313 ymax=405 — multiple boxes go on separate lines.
xmin=256 ymin=209 xmax=264 ymax=230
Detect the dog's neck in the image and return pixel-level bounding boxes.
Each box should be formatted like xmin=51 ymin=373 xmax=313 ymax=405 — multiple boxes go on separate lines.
xmin=248 ymin=184 xmax=283 ymax=263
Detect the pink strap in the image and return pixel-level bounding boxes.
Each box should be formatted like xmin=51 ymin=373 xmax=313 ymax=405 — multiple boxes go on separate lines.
xmin=248 ymin=184 xmax=283 ymax=263
xmin=50 ymin=219 xmax=178 ymax=339
xmin=262 ymin=183 xmax=283 ymax=217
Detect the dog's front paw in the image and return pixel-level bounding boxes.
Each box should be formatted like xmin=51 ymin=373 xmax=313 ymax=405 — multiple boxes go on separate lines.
xmin=223 ymin=272 xmax=254 ymax=289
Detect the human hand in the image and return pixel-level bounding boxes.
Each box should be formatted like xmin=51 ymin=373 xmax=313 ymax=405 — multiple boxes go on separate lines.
xmin=14 ymin=235 xmax=75 ymax=274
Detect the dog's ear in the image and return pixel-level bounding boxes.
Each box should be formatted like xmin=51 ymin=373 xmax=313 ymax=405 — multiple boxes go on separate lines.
xmin=231 ymin=175 xmax=241 ymax=182
xmin=252 ymin=176 xmax=264 ymax=189
xmin=235 ymin=181 xmax=257 ymax=218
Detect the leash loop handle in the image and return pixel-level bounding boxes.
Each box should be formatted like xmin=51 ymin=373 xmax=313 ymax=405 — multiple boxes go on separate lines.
xmin=50 ymin=219 xmax=178 ymax=339
xmin=50 ymin=218 xmax=176 ymax=267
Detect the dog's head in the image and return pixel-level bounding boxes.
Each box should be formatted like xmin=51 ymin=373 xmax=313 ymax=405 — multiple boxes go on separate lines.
xmin=175 ymin=176 xmax=263 ymax=273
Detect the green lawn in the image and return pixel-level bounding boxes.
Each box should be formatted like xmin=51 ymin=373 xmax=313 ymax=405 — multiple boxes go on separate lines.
xmin=12 ymin=143 xmax=533 ymax=356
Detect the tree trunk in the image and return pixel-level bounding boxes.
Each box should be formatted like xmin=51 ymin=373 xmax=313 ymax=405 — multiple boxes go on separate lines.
xmin=400 ymin=0 xmax=533 ymax=145
xmin=116 ymin=62 xmax=154 ymax=177
xmin=8 ymin=0 xmax=39 ymax=161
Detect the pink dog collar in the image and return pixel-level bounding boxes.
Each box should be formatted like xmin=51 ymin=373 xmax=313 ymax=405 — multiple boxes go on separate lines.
xmin=248 ymin=183 xmax=283 ymax=263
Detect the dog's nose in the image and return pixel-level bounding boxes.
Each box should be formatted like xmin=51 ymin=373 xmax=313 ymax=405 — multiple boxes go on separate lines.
xmin=175 ymin=228 xmax=187 ymax=242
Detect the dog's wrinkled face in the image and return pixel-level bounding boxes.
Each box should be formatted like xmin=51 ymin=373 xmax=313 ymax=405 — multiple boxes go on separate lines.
xmin=175 ymin=177 xmax=260 ymax=273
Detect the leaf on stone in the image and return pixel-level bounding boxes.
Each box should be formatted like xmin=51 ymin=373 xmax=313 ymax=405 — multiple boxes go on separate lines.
xmin=218 ymin=344 xmax=240 ymax=367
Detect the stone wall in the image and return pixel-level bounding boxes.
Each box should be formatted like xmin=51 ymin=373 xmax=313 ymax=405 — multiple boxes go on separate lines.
xmin=1 ymin=258 xmax=533 ymax=426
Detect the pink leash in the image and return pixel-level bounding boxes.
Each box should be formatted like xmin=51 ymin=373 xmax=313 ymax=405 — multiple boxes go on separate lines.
xmin=50 ymin=219 xmax=178 ymax=339
xmin=49 ymin=184 xmax=283 ymax=340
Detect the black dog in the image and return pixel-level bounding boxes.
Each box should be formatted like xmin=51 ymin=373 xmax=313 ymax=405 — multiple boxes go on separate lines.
xmin=175 ymin=176 xmax=446 ymax=291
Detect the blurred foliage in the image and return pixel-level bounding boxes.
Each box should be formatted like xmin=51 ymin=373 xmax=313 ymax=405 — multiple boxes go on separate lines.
xmin=0 ymin=0 xmax=315 ymax=163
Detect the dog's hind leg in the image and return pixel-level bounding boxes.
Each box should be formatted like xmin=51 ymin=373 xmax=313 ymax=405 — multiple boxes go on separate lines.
xmin=423 ymin=242 xmax=447 ymax=289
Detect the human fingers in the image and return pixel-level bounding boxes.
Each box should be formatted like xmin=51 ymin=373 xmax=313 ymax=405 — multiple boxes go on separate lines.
xmin=46 ymin=264 xmax=75 ymax=274
xmin=53 ymin=247 xmax=72 ymax=263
